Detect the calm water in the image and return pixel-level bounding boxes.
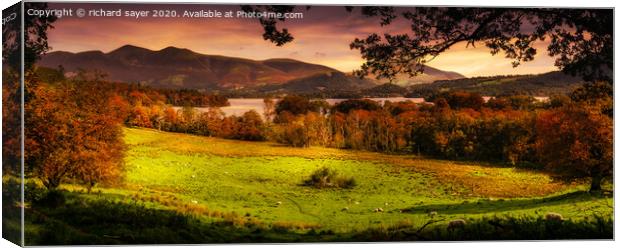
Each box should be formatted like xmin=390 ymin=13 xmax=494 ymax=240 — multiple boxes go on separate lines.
xmin=180 ymin=97 xmax=548 ymax=117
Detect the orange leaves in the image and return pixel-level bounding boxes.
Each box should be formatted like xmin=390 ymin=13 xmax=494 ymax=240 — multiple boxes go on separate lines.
xmin=25 ymin=79 xmax=126 ymax=189
xmin=535 ymin=102 xmax=613 ymax=183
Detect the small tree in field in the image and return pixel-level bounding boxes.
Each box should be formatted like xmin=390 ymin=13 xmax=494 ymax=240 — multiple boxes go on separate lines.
xmin=535 ymin=103 xmax=612 ymax=192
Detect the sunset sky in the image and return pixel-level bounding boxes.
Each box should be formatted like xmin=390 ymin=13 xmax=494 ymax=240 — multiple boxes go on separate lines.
xmin=45 ymin=3 xmax=558 ymax=77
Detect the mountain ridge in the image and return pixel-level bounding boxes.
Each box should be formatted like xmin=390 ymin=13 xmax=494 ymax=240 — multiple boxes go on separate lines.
xmin=38 ymin=45 xmax=467 ymax=91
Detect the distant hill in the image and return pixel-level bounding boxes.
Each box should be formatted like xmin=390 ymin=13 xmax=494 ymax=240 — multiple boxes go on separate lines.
xmin=406 ymin=71 xmax=585 ymax=97
xmin=370 ymin=66 xmax=465 ymax=86
xmin=38 ymin=45 xmax=467 ymax=93
xmin=38 ymin=45 xmax=338 ymax=90
xmin=257 ymin=71 xmax=376 ymax=94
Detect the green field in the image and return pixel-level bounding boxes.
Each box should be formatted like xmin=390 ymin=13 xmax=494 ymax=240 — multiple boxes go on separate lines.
xmin=14 ymin=127 xmax=613 ymax=244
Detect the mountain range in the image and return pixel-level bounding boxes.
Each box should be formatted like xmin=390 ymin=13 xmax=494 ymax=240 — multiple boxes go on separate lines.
xmin=37 ymin=45 xmax=466 ymax=92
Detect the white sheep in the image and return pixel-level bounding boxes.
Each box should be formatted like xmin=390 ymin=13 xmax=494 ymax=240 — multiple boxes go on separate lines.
xmin=447 ymin=219 xmax=467 ymax=230
xmin=545 ymin=212 xmax=564 ymax=222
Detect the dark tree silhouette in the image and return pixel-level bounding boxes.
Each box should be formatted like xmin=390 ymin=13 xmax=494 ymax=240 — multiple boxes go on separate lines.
xmin=248 ymin=6 xmax=612 ymax=83
xmin=240 ymin=5 xmax=297 ymax=46
xmin=2 ymin=2 xmax=57 ymax=71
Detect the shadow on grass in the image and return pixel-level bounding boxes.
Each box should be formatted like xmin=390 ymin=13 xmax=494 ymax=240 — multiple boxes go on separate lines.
xmin=401 ymin=190 xmax=610 ymax=215
xmin=6 ymin=177 xmax=612 ymax=245
xmin=348 ymin=214 xmax=613 ymax=241
xmin=25 ymin=194 xmax=335 ymax=245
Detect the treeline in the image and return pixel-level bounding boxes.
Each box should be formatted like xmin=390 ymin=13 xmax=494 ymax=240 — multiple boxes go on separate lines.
xmin=35 ymin=67 xmax=230 ymax=107
xmin=126 ymin=84 xmax=612 ymax=191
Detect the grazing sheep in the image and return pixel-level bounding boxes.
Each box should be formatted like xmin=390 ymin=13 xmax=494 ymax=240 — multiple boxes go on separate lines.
xmin=341 ymin=207 xmax=349 ymax=211
xmin=373 ymin=208 xmax=384 ymax=212
xmin=545 ymin=212 xmax=564 ymax=222
xmin=276 ymin=201 xmax=282 ymax=205
xmin=428 ymin=211 xmax=438 ymax=217
xmin=447 ymin=219 xmax=467 ymax=230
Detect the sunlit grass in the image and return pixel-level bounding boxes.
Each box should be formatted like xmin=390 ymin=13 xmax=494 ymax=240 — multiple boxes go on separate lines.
xmin=113 ymin=127 xmax=613 ymax=232
xmin=123 ymin=127 xmax=571 ymax=198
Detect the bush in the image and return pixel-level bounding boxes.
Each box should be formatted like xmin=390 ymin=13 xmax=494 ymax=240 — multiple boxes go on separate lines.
xmin=303 ymin=167 xmax=356 ymax=189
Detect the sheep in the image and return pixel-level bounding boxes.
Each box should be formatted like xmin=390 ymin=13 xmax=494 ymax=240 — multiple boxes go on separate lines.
xmin=428 ymin=211 xmax=438 ymax=217
xmin=545 ymin=212 xmax=564 ymax=222
xmin=373 ymin=208 xmax=384 ymax=212
xmin=341 ymin=207 xmax=349 ymax=211
xmin=447 ymin=219 xmax=467 ymax=230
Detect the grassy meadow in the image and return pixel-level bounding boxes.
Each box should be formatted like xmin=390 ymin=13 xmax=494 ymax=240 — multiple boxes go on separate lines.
xmin=12 ymin=127 xmax=613 ymax=244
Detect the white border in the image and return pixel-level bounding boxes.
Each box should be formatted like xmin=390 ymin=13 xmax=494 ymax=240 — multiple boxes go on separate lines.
xmin=1 ymin=1 xmax=618 ymax=248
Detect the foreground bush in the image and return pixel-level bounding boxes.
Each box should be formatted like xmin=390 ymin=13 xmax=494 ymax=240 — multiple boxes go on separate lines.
xmin=303 ymin=167 xmax=356 ymax=189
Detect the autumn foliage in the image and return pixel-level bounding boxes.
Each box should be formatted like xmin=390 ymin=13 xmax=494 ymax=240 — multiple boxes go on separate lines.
xmin=22 ymin=65 xmax=614 ymax=192
xmin=25 ymin=76 xmax=126 ymax=190
xmin=535 ymin=102 xmax=613 ymax=192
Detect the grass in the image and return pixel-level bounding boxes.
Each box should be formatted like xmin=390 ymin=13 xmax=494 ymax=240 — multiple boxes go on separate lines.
xmin=123 ymin=127 xmax=572 ymax=198
xmin=14 ymin=127 xmax=613 ymax=244
xmin=120 ymin=128 xmax=612 ymax=229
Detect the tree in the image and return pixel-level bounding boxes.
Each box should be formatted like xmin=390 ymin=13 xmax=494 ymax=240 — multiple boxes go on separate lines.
xmin=3 ymin=2 xmax=57 ymax=71
xmin=263 ymin=97 xmax=276 ymax=121
xmin=2 ymin=70 xmax=21 ymax=173
xmin=349 ymin=8 xmax=610 ymax=82
xmin=570 ymin=81 xmax=613 ymax=117
xmin=275 ymin=95 xmax=315 ymax=117
xmin=25 ymin=79 xmax=125 ymax=190
xmin=251 ymin=7 xmax=612 ymax=83
xmin=333 ymin=99 xmax=381 ymax=114
xmin=535 ymin=103 xmax=612 ymax=192
xmin=236 ymin=110 xmax=266 ymax=141
xmin=428 ymin=92 xmax=484 ymax=110
xmin=3 ymin=2 xmax=57 ymax=174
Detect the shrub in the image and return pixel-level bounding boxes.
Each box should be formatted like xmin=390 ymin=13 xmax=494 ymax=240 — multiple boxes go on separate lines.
xmin=303 ymin=167 xmax=356 ymax=189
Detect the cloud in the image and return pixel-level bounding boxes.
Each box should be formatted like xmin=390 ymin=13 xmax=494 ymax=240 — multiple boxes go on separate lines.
xmin=45 ymin=3 xmax=559 ymax=76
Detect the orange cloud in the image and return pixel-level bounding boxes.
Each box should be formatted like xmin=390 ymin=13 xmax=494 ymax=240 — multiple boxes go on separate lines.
xmin=45 ymin=3 xmax=560 ymax=77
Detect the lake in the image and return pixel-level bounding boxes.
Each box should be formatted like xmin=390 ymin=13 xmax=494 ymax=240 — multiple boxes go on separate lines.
xmin=178 ymin=97 xmax=549 ymax=117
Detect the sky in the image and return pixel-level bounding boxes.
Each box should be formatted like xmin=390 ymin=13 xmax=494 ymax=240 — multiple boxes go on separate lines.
xmin=43 ymin=3 xmax=558 ymax=77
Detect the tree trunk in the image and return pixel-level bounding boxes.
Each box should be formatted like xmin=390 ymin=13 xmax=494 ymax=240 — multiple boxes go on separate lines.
xmin=589 ymin=174 xmax=603 ymax=193
xmin=44 ymin=177 xmax=61 ymax=190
